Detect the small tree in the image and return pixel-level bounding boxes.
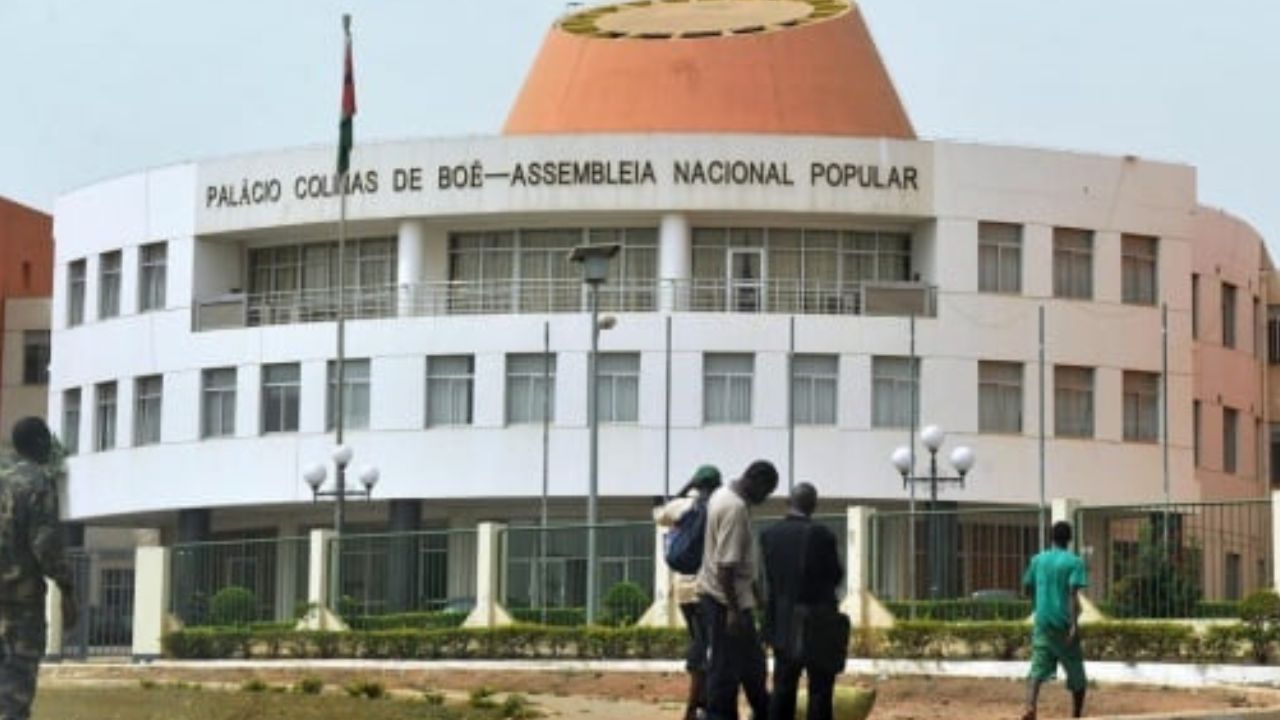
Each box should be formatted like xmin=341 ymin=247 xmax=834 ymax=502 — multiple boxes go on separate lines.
xmin=1107 ymin=522 xmax=1202 ymax=619
xmin=209 ymin=586 xmax=258 ymax=626
xmin=1240 ymin=590 xmax=1280 ymax=663
xmin=602 ymin=582 xmax=650 ymax=626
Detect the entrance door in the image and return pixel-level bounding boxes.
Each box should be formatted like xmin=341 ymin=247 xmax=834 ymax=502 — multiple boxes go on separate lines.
xmin=727 ymin=249 xmax=764 ymax=312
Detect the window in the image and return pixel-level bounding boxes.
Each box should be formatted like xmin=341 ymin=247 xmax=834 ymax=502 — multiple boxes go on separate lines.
xmin=1191 ymin=274 xmax=1200 ymax=340
xmin=1053 ymin=228 xmax=1093 ymax=299
xmin=94 ymin=381 xmax=117 ymax=451
xmin=261 ymin=363 xmax=301 ymax=433
xmin=1224 ymin=407 xmax=1239 ymax=474
xmin=872 ymin=356 xmax=919 ymax=428
xmin=326 ymin=359 xmax=371 ymax=431
xmin=202 ymin=368 xmax=237 ymax=438
xmin=426 ymin=356 xmax=474 ymax=427
xmin=67 ymin=260 xmax=86 ymax=327
xmin=62 ymin=389 xmax=81 ymax=455
xmin=22 ymin=331 xmax=50 ymax=385
xmin=979 ymin=361 xmax=1023 ymax=434
xmin=1221 ymin=282 xmax=1237 ymax=348
xmin=506 ymin=353 xmax=555 ymax=424
xmin=978 ymin=222 xmax=1022 ymax=294
xmin=1055 ymin=366 xmax=1094 ymax=438
xmin=1270 ymin=306 xmax=1280 ymax=365
xmin=792 ymin=354 xmax=838 ymax=425
xmin=1121 ymin=235 xmax=1158 ymax=305
xmin=1123 ymin=371 xmax=1160 ymax=442
xmin=1255 ymin=298 xmax=1263 ymax=360
xmin=596 ymin=353 xmax=640 ymax=424
xmin=98 ymin=250 xmax=121 ymax=319
xmin=139 ymin=242 xmax=167 ymax=312
xmin=1271 ymin=423 xmax=1280 ymax=485
xmin=1194 ymin=401 xmax=1202 ymax=467
xmin=134 ymin=375 xmax=163 ymax=446
xmin=704 ymin=354 xmax=754 ymax=424
xmin=1226 ymin=553 xmax=1242 ymax=602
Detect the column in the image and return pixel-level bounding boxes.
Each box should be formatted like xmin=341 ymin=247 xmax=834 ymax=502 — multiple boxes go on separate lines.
xmin=840 ymin=505 xmax=893 ymax=628
xmin=658 ymin=213 xmax=690 ymax=311
xmin=301 ymin=529 xmax=346 ymax=630
xmin=174 ymin=509 xmax=210 ymax=625
xmin=388 ymin=500 xmax=422 ymax=613
xmin=397 ymin=219 xmax=427 ymax=315
xmin=45 ymin=584 xmax=64 ymax=661
xmin=131 ymin=546 xmax=170 ymax=662
xmin=464 ymin=522 xmax=513 ymax=628
xmin=274 ymin=522 xmax=300 ymax=623
xmin=176 ymin=509 xmax=211 ymax=543
xmin=639 ymin=523 xmax=678 ymax=628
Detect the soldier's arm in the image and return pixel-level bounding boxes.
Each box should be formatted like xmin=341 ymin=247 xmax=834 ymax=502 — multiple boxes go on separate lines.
xmin=29 ymin=475 xmax=74 ymax=593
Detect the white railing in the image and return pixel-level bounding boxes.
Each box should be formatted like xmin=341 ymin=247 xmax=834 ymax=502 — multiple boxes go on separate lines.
xmin=192 ymin=279 xmax=937 ymax=331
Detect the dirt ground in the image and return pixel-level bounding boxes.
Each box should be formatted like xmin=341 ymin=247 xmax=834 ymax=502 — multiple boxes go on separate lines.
xmin=40 ymin=665 xmax=1280 ymax=719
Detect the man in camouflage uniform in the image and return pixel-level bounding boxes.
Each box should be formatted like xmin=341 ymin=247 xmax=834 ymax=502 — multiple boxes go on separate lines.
xmin=0 ymin=417 xmax=76 ymax=720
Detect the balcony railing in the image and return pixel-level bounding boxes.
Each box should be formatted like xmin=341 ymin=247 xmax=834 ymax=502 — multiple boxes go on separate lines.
xmin=192 ymin=279 xmax=937 ymax=331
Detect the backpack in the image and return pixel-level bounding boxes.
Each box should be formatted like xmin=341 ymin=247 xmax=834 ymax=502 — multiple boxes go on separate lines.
xmin=664 ymin=497 xmax=708 ymax=575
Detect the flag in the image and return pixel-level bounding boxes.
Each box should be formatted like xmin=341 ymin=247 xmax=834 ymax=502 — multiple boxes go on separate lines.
xmin=337 ymin=15 xmax=356 ymax=175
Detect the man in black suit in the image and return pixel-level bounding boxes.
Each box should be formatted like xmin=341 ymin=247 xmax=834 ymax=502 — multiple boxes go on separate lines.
xmin=761 ymin=483 xmax=844 ymax=720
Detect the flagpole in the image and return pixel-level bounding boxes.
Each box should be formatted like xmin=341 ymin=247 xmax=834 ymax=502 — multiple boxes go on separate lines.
xmin=334 ymin=13 xmax=354 ymax=551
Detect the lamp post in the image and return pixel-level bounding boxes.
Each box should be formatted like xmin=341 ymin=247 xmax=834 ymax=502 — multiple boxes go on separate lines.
xmin=304 ymin=445 xmax=379 ymax=602
xmin=569 ymin=242 xmax=620 ymax=625
xmin=891 ymin=425 xmax=975 ymax=600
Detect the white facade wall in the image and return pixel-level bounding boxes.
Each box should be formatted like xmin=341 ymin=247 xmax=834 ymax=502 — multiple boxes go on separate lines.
xmin=49 ymin=135 xmax=1210 ymax=525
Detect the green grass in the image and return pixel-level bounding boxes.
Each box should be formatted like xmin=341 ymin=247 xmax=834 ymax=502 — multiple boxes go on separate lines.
xmin=34 ymin=687 xmax=514 ymax=720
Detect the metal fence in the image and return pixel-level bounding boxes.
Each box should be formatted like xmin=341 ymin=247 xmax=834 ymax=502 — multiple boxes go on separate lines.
xmin=328 ymin=529 xmax=478 ymax=618
xmin=501 ymin=522 xmax=654 ymax=626
xmin=169 ymin=536 xmax=310 ymax=627
xmin=1075 ymin=499 xmax=1273 ymax=618
xmin=55 ymin=549 xmax=135 ymax=659
xmin=871 ymin=506 xmax=1047 ymax=607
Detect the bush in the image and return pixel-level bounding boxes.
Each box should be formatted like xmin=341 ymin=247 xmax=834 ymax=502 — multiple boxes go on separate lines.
xmin=602 ymin=582 xmax=650 ymax=626
xmin=509 ymin=608 xmax=587 ymax=626
xmin=241 ymin=678 xmax=269 ymax=693
xmin=210 ymin=587 xmax=258 ymax=627
xmin=294 ymin=677 xmax=324 ymax=695
xmin=884 ymin=599 xmax=1031 ymax=622
xmin=501 ymin=693 xmax=540 ymax=719
xmin=344 ymin=679 xmax=386 ymax=700
xmin=1240 ymin=590 xmax=1280 ymax=663
xmin=345 ymin=611 xmax=469 ymax=631
xmin=469 ymin=686 xmax=498 ymax=709
xmin=422 ymin=690 xmax=446 ymax=706
xmin=1106 ymin=524 xmax=1203 ymax=618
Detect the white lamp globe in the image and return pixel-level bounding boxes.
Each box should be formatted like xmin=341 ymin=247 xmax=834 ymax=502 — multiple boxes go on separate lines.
xmin=359 ymin=466 xmax=380 ymax=491
xmin=950 ymin=446 xmax=976 ymax=475
xmin=921 ymin=425 xmax=946 ymax=453
xmin=332 ymin=444 xmax=354 ymax=466
xmin=303 ymin=464 xmax=326 ymax=491
xmin=890 ymin=446 xmax=913 ymax=475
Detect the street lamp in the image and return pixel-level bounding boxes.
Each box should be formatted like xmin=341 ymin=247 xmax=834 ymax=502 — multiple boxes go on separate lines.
xmin=891 ymin=425 xmax=975 ymax=600
xmin=304 ymin=444 xmax=379 ymax=534
xmin=569 ymin=242 xmax=620 ymax=625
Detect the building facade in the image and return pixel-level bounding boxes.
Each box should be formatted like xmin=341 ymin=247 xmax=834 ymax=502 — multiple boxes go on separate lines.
xmin=0 ymin=197 xmax=52 ymax=436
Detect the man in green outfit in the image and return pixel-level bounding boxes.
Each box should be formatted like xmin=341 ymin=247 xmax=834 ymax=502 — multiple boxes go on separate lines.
xmin=1022 ymin=520 xmax=1088 ymax=720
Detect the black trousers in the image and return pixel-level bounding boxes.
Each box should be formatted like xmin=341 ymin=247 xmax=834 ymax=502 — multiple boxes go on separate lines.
xmin=769 ymin=653 xmax=836 ymax=720
xmin=700 ymin=595 xmax=769 ymax=720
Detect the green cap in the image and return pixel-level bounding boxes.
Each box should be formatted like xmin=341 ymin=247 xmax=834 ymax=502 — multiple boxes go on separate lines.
xmin=691 ymin=465 xmax=722 ymax=490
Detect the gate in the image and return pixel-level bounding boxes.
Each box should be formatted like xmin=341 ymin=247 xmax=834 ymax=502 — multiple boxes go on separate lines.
xmin=58 ymin=549 xmax=135 ymax=659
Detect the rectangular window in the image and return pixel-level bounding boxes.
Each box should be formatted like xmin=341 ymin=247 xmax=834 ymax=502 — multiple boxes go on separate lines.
xmin=133 ymin=375 xmax=163 ymax=446
xmin=326 ymin=359 xmax=371 ymax=431
xmin=22 ymin=330 xmax=50 ymax=385
xmin=978 ymin=222 xmax=1022 ymax=294
xmin=1221 ymin=282 xmax=1237 ymax=348
xmin=1123 ymin=371 xmax=1160 ymax=442
xmin=139 ymin=242 xmax=167 ymax=312
xmin=597 ymin=353 xmax=640 ymax=424
xmin=94 ymin=381 xmax=117 ymax=451
xmin=1055 ymin=366 xmax=1094 ymax=438
xmin=1271 ymin=423 xmax=1280 ymax=485
xmin=202 ymin=367 xmax=237 ymax=438
xmin=98 ymin=250 xmax=121 ymax=319
xmin=68 ymin=259 xmax=86 ymax=327
xmin=1053 ymin=228 xmax=1093 ymax=300
xmin=1191 ymin=274 xmax=1200 ymax=340
xmin=1194 ymin=401 xmax=1202 ymax=468
xmin=62 ymin=388 xmax=81 ymax=455
xmin=506 ymin=353 xmax=555 ymax=424
xmin=1270 ymin=306 xmax=1280 ymax=365
xmin=1224 ymin=407 xmax=1239 ymax=474
xmin=792 ymin=354 xmax=838 ymax=426
xmin=979 ymin=361 xmax=1023 ymax=434
xmin=426 ymin=355 xmax=474 ymax=427
xmin=261 ymin=363 xmax=301 ymax=433
xmin=1121 ymin=235 xmax=1158 ymax=305
xmin=1255 ymin=298 xmax=1263 ymax=360
xmin=1226 ymin=553 xmax=1242 ymax=602
xmin=872 ymin=356 xmax=920 ymax=428
xmin=704 ymin=353 xmax=754 ymax=424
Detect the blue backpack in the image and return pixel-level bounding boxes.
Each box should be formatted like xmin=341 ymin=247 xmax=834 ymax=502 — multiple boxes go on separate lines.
xmin=664 ymin=498 xmax=708 ymax=575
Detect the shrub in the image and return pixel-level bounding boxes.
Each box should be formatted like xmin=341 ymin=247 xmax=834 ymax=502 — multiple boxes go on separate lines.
xmin=210 ymin=586 xmax=258 ymax=627
xmin=1106 ymin=524 xmax=1203 ymax=618
xmin=346 ymin=611 xmax=469 ymax=631
xmin=344 ymin=679 xmax=386 ymax=700
xmin=501 ymin=693 xmax=540 ymax=719
xmin=884 ymin=599 xmax=1031 ymax=622
xmin=1240 ymin=590 xmax=1280 ymax=663
xmin=294 ymin=677 xmax=324 ymax=695
xmin=602 ymin=582 xmax=650 ymax=626
xmin=241 ymin=678 xmax=269 ymax=693
xmin=509 ymin=608 xmax=587 ymax=626
xmin=422 ymin=690 xmax=446 ymax=706
xmin=470 ymin=686 xmax=498 ymax=709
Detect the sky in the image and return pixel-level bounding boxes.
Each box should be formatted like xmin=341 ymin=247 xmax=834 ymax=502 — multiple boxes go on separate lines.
xmin=0 ymin=0 xmax=1276 ymax=249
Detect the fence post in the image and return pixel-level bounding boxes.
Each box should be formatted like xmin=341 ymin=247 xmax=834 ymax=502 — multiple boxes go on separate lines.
xmin=464 ymin=522 xmax=513 ymax=628
xmin=299 ymin=529 xmax=346 ymax=631
xmin=1272 ymin=490 xmax=1280 ymax=594
xmin=639 ymin=523 xmax=678 ymax=628
xmin=44 ymin=584 xmax=63 ymax=661
xmin=840 ymin=505 xmax=893 ymax=628
xmin=131 ymin=546 xmax=171 ymax=662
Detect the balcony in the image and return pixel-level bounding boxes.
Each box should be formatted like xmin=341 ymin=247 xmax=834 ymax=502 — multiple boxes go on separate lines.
xmin=191 ymin=279 xmax=937 ymax=331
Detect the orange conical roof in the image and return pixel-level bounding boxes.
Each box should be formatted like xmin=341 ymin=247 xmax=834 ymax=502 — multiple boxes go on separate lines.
xmin=504 ymin=0 xmax=914 ymax=139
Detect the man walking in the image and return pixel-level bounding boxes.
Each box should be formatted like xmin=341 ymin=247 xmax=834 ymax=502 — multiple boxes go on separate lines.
xmin=761 ymin=483 xmax=844 ymax=720
xmin=696 ymin=460 xmax=778 ymax=720
xmin=1 ymin=417 xmax=77 ymax=720
xmin=1023 ymin=521 xmax=1088 ymax=720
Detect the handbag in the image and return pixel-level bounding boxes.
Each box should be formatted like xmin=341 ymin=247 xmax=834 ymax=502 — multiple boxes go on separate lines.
xmin=786 ymin=522 xmax=851 ymax=675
